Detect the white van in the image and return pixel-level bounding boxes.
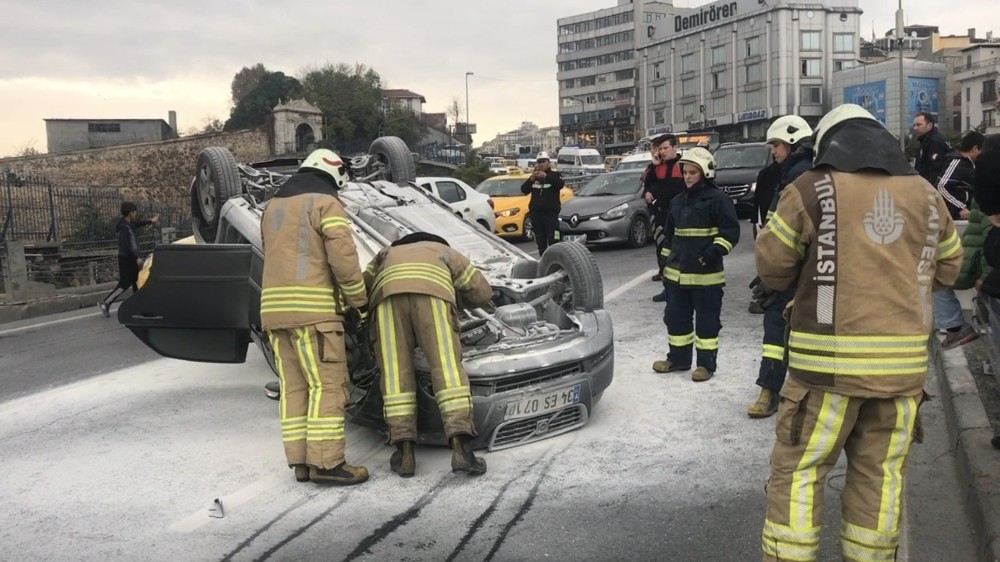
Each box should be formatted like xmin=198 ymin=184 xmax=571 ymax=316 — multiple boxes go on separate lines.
xmin=556 ymin=147 xmax=605 ymax=176
xmin=615 ymin=152 xmax=653 ymax=172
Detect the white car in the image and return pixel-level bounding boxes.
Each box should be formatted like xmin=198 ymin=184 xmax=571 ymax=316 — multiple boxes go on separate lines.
xmin=615 ymin=152 xmax=653 ymax=171
xmin=416 ymin=176 xmax=496 ymax=231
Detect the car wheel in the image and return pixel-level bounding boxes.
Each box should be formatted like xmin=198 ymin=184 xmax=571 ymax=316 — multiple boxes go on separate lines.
xmin=511 ymin=258 xmax=538 ymax=279
xmin=477 ymin=219 xmax=491 ymax=231
xmin=192 ymin=146 xmax=242 ymax=243
xmin=523 ymin=216 xmax=535 ymax=241
xmin=369 ymin=136 xmax=416 ymax=184
xmin=537 ymin=241 xmax=603 ymax=312
xmin=626 ymin=215 xmax=650 ymax=248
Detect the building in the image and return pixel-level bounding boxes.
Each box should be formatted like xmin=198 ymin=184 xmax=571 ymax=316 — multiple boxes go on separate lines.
xmin=636 ymin=0 xmax=861 ymax=142
xmin=557 ymin=1 xmax=673 ymax=154
xmin=381 ymin=89 xmax=426 ymax=114
xmin=954 ymin=43 xmax=1000 ymax=133
xmin=269 ymin=99 xmax=323 ymax=155
xmin=479 ymin=122 xmax=561 ymax=157
xmin=45 ymin=112 xmax=178 ymax=154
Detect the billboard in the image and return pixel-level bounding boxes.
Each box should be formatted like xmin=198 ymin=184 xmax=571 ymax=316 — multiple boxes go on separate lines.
xmin=843 ymin=81 xmax=887 ymax=125
xmin=906 ymin=77 xmax=940 ymax=123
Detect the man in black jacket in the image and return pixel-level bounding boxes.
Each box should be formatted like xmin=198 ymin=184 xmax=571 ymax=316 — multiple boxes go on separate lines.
xmin=936 ymin=130 xmax=984 ymax=220
xmin=99 ymin=202 xmax=157 ymax=317
xmin=520 ymin=151 xmax=565 ymax=255
xmin=642 ymin=133 xmax=686 ymax=302
xmin=912 ymin=111 xmax=951 ymax=183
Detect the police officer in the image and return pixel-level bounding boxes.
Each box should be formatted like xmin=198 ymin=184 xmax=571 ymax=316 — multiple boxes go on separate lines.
xmin=365 ymin=232 xmax=493 ymax=477
xmin=520 ymin=152 xmax=564 ymax=255
xmin=756 ymin=104 xmax=962 ymax=561
xmin=652 ymin=147 xmax=739 ymax=382
xmin=912 ymin=111 xmax=951 ymax=184
xmin=643 ymin=133 xmax=686 ymax=302
xmin=746 ymin=115 xmax=814 ymax=418
xmin=260 ymin=149 xmax=370 ymax=486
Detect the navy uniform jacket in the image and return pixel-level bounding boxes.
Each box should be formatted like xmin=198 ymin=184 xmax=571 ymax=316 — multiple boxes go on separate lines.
xmin=662 ymin=180 xmax=740 ymax=287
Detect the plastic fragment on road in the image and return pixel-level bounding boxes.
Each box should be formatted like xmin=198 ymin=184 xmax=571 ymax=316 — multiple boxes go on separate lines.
xmin=208 ymin=498 xmax=224 ymax=519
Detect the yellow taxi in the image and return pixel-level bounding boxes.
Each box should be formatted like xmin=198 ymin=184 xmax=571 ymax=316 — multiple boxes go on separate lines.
xmin=476 ymin=172 xmax=574 ymax=240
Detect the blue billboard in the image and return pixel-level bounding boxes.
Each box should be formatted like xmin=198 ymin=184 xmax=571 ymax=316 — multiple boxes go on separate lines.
xmin=843 ymin=81 xmax=887 ymax=125
xmin=906 ymin=76 xmax=940 ymax=123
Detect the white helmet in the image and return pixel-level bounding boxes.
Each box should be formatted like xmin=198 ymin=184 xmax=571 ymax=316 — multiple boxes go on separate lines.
xmin=814 ymin=104 xmax=878 ymax=152
xmin=766 ymin=115 xmax=813 ymax=146
xmin=536 ymin=151 xmax=551 ymax=162
xmin=300 ymin=149 xmax=349 ymax=188
xmin=678 ymin=146 xmax=716 ymax=179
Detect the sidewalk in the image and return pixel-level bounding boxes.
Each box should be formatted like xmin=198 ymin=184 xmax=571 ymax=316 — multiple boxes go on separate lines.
xmin=0 ymin=282 xmax=115 ymax=324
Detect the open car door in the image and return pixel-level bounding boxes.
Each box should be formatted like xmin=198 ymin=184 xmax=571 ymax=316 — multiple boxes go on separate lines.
xmin=119 ymin=244 xmax=253 ymax=363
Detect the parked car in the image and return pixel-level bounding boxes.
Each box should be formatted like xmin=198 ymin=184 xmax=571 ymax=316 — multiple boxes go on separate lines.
xmin=556 ymin=147 xmax=605 ymax=177
xmin=713 ymin=142 xmax=772 ymax=218
xmin=476 ymin=173 xmax=574 ymax=240
xmin=603 ymin=155 xmax=624 ymax=172
xmin=485 ymin=156 xmax=508 ymax=175
xmin=119 ymin=137 xmax=614 ymax=451
xmin=558 ymin=170 xmax=650 ymax=248
xmin=615 ymin=152 xmax=652 ymax=172
xmin=416 ymin=176 xmax=495 ymax=232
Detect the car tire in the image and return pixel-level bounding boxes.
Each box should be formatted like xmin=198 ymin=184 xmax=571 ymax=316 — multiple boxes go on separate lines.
xmin=537 ymin=241 xmax=603 ymax=312
xmin=626 ymin=215 xmax=650 ymax=248
xmin=192 ymin=146 xmax=242 ymax=243
xmin=369 ymin=136 xmax=416 ymax=184
xmin=522 ymin=216 xmax=535 ymax=241
xmin=476 ymin=219 xmax=491 ymax=231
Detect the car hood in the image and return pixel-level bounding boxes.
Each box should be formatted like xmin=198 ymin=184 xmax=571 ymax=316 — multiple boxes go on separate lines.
xmin=560 ymin=193 xmax=636 ymax=216
xmin=714 ymin=167 xmax=759 ymax=186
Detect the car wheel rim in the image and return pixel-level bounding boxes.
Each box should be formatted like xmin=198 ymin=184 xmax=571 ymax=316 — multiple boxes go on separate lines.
xmin=197 ymin=165 xmax=217 ymax=221
xmin=632 ymin=220 xmax=647 ymax=245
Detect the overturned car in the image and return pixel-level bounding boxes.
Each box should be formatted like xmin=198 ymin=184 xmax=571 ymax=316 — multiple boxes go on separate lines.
xmin=119 ymin=137 xmax=614 ymax=450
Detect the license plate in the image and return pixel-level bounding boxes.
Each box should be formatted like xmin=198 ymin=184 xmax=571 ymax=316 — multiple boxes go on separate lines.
xmin=504 ymin=384 xmax=581 ymax=420
xmin=563 ymin=234 xmax=586 ymax=243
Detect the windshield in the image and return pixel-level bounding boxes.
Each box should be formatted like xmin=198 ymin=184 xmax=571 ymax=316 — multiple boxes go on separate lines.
xmin=477 ymin=178 xmax=525 ymax=196
xmin=714 ymin=145 xmax=771 ymax=169
xmin=577 ymin=172 xmax=643 ymax=196
xmin=581 ymin=155 xmax=603 ymax=166
xmin=616 ymin=159 xmax=650 ymax=171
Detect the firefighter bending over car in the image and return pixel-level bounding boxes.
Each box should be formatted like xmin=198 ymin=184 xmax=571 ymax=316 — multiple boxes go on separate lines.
xmin=364 ymin=232 xmax=493 ymax=477
xmin=652 ymin=147 xmax=740 ymax=382
xmin=756 ymin=104 xmax=963 ymax=561
xmin=260 ymin=149 xmax=370 ymax=486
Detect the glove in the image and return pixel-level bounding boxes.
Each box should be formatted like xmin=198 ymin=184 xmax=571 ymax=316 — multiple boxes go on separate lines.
xmin=750 ymin=276 xmax=779 ymax=309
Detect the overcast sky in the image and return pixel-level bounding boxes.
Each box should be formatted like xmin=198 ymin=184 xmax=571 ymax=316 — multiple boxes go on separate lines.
xmin=1 ymin=0 xmax=998 ymax=156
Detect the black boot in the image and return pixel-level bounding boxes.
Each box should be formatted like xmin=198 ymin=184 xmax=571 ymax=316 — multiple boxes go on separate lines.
xmin=390 ymin=440 xmax=416 ymax=477
xmin=291 ymin=464 xmax=310 ymax=482
xmin=450 ymin=435 xmax=487 ymax=475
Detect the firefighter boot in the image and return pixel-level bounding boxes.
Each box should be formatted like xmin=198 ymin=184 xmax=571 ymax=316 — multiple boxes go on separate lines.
xmin=746 ymin=388 xmax=779 ymax=418
xmin=652 ymin=359 xmax=690 ymax=373
xmin=450 ymin=435 xmax=487 ymax=475
xmin=292 ymin=464 xmax=310 ymax=482
xmin=691 ymin=367 xmax=714 ymax=382
xmin=309 ymin=463 xmax=369 ymax=486
xmin=390 ymin=440 xmax=416 ymax=478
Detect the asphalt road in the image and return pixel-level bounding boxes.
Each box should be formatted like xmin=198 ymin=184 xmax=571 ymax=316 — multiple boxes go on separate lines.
xmin=0 ymin=225 xmax=980 ymax=561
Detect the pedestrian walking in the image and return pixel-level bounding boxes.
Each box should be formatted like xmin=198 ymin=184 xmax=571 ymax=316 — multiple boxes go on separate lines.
xmin=912 ymin=111 xmax=951 ymax=184
xmin=520 ymin=152 xmax=564 ymax=255
xmin=642 ymin=133 xmax=686 ymax=302
xmin=99 ymin=202 xmax=157 ymax=317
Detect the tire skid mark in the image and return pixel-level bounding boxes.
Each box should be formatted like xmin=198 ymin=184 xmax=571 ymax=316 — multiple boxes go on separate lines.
xmin=253 ymin=493 xmax=355 ymax=562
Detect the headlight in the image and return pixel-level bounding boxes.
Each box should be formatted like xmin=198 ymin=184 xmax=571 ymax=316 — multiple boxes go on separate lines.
xmin=600 ymin=203 xmax=629 ymax=220
xmin=495 ymin=207 xmax=520 ymax=218
xmin=750 ymin=182 xmax=757 ymax=193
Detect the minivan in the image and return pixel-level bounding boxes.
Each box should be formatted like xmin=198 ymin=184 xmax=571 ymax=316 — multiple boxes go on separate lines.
xmin=556 ymin=147 xmax=605 ymax=177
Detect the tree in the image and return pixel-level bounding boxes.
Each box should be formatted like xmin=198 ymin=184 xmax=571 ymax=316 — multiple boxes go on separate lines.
xmin=231 ymin=63 xmax=269 ymax=106
xmin=185 ymin=117 xmax=225 ymax=136
xmin=302 ymin=63 xmax=384 ymax=151
xmin=224 ymin=71 xmax=303 ymax=132
xmin=446 ymin=98 xmax=462 ymax=128
xmin=382 ymin=105 xmax=427 ymax=148
xmin=15 ymin=144 xmax=40 ymax=157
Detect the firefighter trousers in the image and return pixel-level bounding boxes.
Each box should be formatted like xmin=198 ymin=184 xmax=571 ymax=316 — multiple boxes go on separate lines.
xmin=663 ymin=284 xmax=723 ymax=372
xmin=756 ymin=288 xmax=794 ymax=392
xmin=762 ymin=378 xmax=923 ymax=562
xmin=372 ymin=293 xmax=475 ymax=443
xmin=651 ymin=207 xmax=670 ymax=289
xmin=268 ymin=322 xmax=350 ymax=469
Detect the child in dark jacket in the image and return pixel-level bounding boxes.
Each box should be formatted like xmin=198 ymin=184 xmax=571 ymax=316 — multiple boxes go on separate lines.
xmin=99 ymin=202 xmax=157 ymax=317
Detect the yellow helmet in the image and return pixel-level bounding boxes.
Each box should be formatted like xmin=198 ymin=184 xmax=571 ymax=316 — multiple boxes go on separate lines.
xmin=299 ymin=149 xmax=349 ymax=188
xmin=814 ymin=104 xmax=878 ymax=152
xmin=678 ymin=146 xmax=716 ymax=179
xmin=766 ymin=115 xmax=813 ymax=146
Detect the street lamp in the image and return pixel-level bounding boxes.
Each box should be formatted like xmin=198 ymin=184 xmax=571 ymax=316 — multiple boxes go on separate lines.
xmin=465 ymin=72 xmax=474 ymax=127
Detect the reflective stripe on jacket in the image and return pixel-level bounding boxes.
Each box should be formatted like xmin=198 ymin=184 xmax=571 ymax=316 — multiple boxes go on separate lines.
xmin=364 ymin=241 xmax=492 ymax=309
xmin=661 ymin=180 xmax=740 ymax=287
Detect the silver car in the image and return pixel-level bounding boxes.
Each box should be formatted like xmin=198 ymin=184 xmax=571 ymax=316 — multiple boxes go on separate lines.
xmin=558 ymin=170 xmax=651 ymax=248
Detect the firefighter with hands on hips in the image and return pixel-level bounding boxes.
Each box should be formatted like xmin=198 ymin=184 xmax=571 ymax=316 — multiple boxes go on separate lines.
xmin=651 ymin=147 xmax=740 ymax=382
xmin=364 ymin=232 xmax=493 ymax=477
xmin=259 ymin=149 xmax=370 ymax=486
xmin=746 ymin=115 xmax=815 ymax=418
xmin=520 ymin=152 xmax=564 ymax=255
xmin=642 ymin=133 xmax=686 ymax=303
xmin=755 ymin=103 xmax=963 ymax=562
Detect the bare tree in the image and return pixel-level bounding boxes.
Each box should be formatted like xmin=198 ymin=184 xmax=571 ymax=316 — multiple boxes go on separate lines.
xmin=446 ymin=98 xmax=462 ymax=128
xmin=15 ymin=143 xmax=40 ymax=157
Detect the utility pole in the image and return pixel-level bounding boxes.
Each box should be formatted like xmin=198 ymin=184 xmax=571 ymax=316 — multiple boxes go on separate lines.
xmin=465 ymin=72 xmax=474 ymax=127
xmin=896 ymin=0 xmax=906 ymax=150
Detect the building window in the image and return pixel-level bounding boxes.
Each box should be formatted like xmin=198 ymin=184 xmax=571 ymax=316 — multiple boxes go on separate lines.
xmin=681 ymin=102 xmax=697 ymax=121
xmin=985 ymin=110 xmax=996 ymax=128
xmin=652 ymin=62 xmax=663 ymax=80
xmin=967 ymin=116 xmax=971 ymax=130
xmin=983 ymin=79 xmax=997 ymax=103
xmin=682 ymin=78 xmax=697 ymax=97
xmin=801 ymin=85 xmax=822 ymax=105
xmin=614 ymin=69 xmax=634 ymax=81
xmin=711 ymin=45 xmax=726 ymax=66
xmin=967 ymin=87 xmax=972 ymax=102
xmin=745 ymin=36 xmax=761 ymax=57
xmin=579 ymin=76 xmax=596 ymax=87
xmin=681 ymin=53 xmax=697 ymax=73
xmin=88 ymin=123 xmax=121 ymax=133
xmin=801 ymin=31 xmax=821 ymax=51
xmin=744 ymin=89 xmax=764 ymax=110
xmin=834 ymin=60 xmax=856 ymax=71
xmin=562 ymin=79 xmax=575 ymax=90
xmin=744 ymin=63 xmax=761 ymax=84
xmin=801 ymin=58 xmax=821 ymax=77
xmin=653 ymin=109 xmax=665 ymax=125
xmin=653 ymin=85 xmax=666 ymax=103
xmin=561 ymin=97 xmax=577 ymax=108
xmin=712 ymin=71 xmax=727 ymax=91
xmin=833 ymin=33 xmax=854 ymax=53
xmin=710 ymin=96 xmax=728 ymax=116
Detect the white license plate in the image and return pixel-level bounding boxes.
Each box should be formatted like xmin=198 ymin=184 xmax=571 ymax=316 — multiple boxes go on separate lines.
xmin=504 ymin=384 xmax=581 ymax=420
xmin=563 ymin=234 xmax=586 ymax=243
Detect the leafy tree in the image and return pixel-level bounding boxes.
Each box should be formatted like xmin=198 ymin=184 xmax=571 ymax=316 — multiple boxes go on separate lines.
xmin=231 ymin=63 xmax=269 ymax=106
xmin=382 ymin=105 xmax=427 ymax=148
xmin=302 ymin=63 xmax=384 ymax=150
xmin=224 ymin=71 xmax=303 ymax=131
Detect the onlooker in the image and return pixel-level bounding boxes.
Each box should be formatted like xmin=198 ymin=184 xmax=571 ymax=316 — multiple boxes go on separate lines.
xmin=99 ymin=202 xmax=157 ymax=317
xmin=973 ymin=134 xmax=1000 ymax=351
xmin=520 ymin=151 xmax=564 ymax=255
xmin=642 ymin=133 xmax=686 ymax=302
xmin=912 ymin=111 xmax=951 ymax=183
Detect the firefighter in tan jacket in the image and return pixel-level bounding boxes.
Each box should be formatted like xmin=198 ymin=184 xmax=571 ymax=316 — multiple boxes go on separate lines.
xmin=364 ymin=232 xmax=493 ymax=477
xmin=755 ymin=104 xmax=963 ymax=562
xmin=260 ymin=149 xmax=369 ymax=486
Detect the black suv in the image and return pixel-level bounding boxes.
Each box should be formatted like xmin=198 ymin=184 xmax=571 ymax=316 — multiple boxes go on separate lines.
xmin=713 ymin=142 xmax=772 ymax=218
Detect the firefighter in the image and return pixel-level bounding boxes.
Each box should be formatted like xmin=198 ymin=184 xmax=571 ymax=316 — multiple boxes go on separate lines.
xmin=652 ymin=147 xmax=739 ymax=382
xmin=756 ymin=104 xmax=962 ymax=561
xmin=364 ymin=232 xmax=493 ymax=477
xmin=746 ymin=115 xmax=814 ymax=418
xmin=642 ymin=133 xmax=686 ymax=302
xmin=260 ymin=149 xmax=370 ymax=486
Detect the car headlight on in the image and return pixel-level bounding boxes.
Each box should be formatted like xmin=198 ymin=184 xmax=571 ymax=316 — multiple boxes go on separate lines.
xmin=600 ymin=203 xmax=629 ymax=220
xmin=750 ymin=181 xmax=757 ymax=193
xmin=495 ymin=207 xmax=520 ymax=218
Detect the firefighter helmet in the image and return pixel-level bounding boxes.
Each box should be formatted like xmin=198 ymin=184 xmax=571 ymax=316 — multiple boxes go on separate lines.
xmin=766 ymin=115 xmax=813 ymax=146
xmin=678 ymin=147 xmax=716 ymax=179
xmin=300 ymin=149 xmax=349 ymax=188
xmin=814 ymin=104 xmax=878 ymax=153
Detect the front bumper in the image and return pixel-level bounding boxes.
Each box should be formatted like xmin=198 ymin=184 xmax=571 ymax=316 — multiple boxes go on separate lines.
xmin=495 ymin=214 xmax=525 ymax=238
xmin=558 ymin=215 xmax=630 ymax=245
xmin=717 ymin=184 xmax=755 ymax=210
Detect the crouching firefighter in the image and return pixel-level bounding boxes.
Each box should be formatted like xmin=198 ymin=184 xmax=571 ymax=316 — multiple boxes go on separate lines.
xmin=652 ymin=147 xmax=740 ymax=382
xmin=747 ymin=115 xmax=815 ymax=418
xmin=260 ymin=149 xmax=370 ymax=486
xmin=364 ymin=232 xmax=493 ymax=477
xmin=756 ymin=104 xmax=963 ymax=562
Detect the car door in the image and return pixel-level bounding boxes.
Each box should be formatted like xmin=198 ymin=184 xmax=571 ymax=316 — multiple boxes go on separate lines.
xmin=118 ymin=244 xmax=255 ymax=363
xmin=435 ymin=179 xmax=471 ymax=220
